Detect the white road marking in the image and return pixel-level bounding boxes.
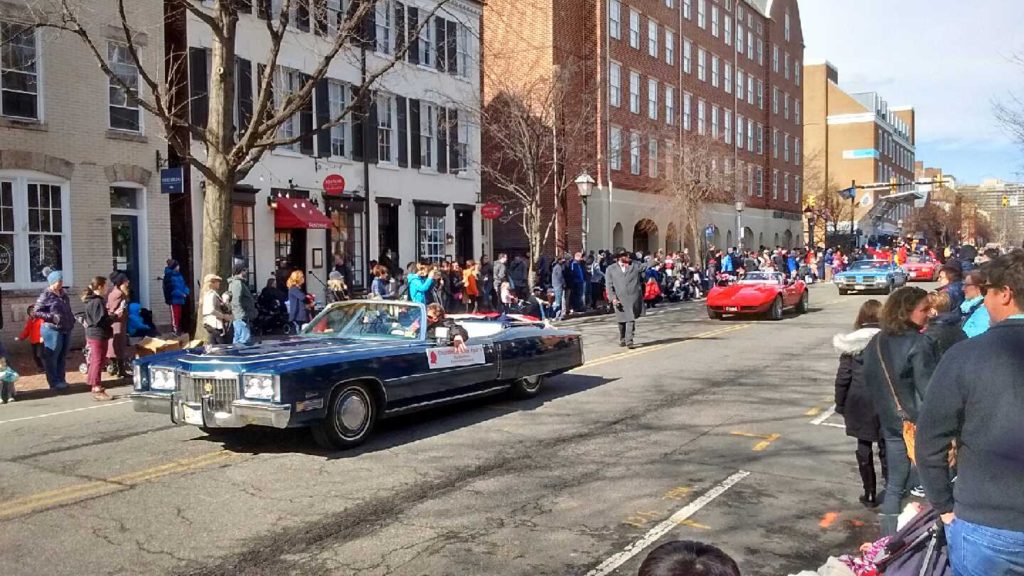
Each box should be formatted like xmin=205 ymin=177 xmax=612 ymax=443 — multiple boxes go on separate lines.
xmin=810 ymin=404 xmax=837 ymax=426
xmin=585 ymin=470 xmax=750 ymax=576
xmin=819 ymin=422 xmax=845 ymax=429
xmin=0 ymin=400 xmax=131 ymax=425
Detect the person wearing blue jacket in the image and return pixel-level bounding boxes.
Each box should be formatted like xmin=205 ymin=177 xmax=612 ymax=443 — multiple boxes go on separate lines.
xmin=786 ymin=252 xmax=799 ymax=279
xmin=961 ymin=270 xmax=991 ymax=338
xmin=163 ymin=260 xmax=190 ymax=335
xmin=407 ymin=263 xmax=435 ymax=304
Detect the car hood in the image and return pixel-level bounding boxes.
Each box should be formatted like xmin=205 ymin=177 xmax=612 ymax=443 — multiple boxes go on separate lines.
xmin=152 ymin=337 xmax=418 ymax=374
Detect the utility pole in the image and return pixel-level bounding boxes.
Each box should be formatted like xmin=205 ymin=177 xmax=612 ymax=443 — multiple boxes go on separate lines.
xmin=849 ymin=180 xmax=856 ymax=249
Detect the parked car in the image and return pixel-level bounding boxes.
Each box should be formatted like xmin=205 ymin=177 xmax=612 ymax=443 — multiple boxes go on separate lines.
xmin=833 ymin=259 xmax=909 ymax=295
xmin=131 ymin=301 xmax=584 ymax=449
xmin=706 ymin=271 xmax=809 ymax=320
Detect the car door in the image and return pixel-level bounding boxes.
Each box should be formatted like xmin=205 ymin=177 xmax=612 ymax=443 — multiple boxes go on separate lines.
xmin=782 ymin=280 xmax=800 ymax=307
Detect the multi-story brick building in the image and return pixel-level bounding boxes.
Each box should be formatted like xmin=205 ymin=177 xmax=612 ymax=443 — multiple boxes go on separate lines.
xmin=0 ymin=1 xmax=171 ymax=358
xmin=173 ymin=0 xmax=483 ymax=303
xmin=483 ymin=0 xmax=806 ymax=256
xmin=804 ymin=61 xmax=917 ymax=239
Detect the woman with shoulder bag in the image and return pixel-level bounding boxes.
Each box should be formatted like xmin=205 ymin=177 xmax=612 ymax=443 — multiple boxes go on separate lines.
xmin=200 ymin=274 xmax=233 ymax=344
xmin=833 ymin=299 xmax=886 ymax=508
xmin=82 ymin=276 xmax=114 ymax=401
xmin=862 ymin=286 xmax=939 ymax=536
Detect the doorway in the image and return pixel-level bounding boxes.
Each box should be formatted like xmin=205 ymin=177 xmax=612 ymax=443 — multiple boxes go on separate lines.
xmin=377 ymin=202 xmax=399 ymax=274
xmin=455 ymin=206 xmax=474 ymax=263
xmin=111 ymin=214 xmax=141 ymax=303
xmin=275 ymin=229 xmax=307 ymax=276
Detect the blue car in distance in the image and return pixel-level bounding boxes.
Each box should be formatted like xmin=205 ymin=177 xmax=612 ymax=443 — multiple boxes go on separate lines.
xmin=834 ymin=259 xmax=909 ymax=295
xmin=131 ymin=301 xmax=584 ymax=449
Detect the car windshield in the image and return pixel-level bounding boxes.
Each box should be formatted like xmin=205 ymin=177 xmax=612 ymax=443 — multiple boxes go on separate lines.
xmin=739 ymin=272 xmax=783 ymax=285
xmin=300 ymin=301 xmax=425 ymax=341
xmin=907 ymin=255 xmax=932 ymax=263
xmin=849 ymin=261 xmax=889 ymax=271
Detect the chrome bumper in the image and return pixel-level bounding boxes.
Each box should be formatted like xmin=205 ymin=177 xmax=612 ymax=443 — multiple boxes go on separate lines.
xmin=130 ymin=391 xmax=291 ymax=429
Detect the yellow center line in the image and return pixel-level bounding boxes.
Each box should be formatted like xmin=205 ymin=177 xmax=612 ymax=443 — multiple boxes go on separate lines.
xmin=0 ymin=450 xmax=236 ymax=521
xmin=805 ymin=407 xmax=822 ymax=416
xmin=753 ymin=433 xmax=782 ymax=452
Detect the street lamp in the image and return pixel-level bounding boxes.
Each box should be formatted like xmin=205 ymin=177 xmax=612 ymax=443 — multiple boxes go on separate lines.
xmin=734 ymin=201 xmax=745 ymax=252
xmin=803 ymin=205 xmax=817 ymax=248
xmin=575 ymin=171 xmax=595 ymax=252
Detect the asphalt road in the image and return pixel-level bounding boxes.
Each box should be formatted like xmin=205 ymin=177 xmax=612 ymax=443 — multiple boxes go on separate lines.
xmin=0 ymin=283 xmax=926 ymax=576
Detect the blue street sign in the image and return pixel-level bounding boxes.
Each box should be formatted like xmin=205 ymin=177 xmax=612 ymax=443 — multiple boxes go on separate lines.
xmin=160 ymin=167 xmax=184 ymax=194
xmin=839 ymin=187 xmax=857 ymax=200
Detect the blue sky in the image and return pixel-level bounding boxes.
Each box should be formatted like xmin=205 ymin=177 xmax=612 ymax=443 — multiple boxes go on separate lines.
xmin=799 ymin=0 xmax=1024 ymax=185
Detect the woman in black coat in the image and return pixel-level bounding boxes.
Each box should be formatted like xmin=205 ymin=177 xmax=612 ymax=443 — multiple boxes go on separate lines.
xmin=834 ymin=299 xmax=886 ymax=508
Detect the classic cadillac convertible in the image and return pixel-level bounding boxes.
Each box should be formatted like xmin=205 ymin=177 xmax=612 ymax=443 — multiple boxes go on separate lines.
xmin=131 ymin=301 xmax=584 ymax=449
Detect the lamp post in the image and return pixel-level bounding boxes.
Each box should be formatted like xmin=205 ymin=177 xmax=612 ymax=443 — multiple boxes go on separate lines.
xmin=734 ymin=200 xmax=745 ymax=252
xmin=575 ymin=171 xmax=595 ymax=253
xmin=803 ymin=205 xmax=815 ymax=248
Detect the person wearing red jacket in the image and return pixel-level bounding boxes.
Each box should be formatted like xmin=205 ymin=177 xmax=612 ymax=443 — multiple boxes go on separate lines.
xmin=17 ymin=305 xmax=43 ymax=372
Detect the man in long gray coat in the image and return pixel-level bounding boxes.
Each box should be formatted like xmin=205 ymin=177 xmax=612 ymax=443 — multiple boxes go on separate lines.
xmin=605 ymin=249 xmax=648 ymax=348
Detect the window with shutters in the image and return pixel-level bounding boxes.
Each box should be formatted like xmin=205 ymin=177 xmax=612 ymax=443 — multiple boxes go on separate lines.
xmin=457 ymin=23 xmax=471 ymax=77
xmin=609 ymin=0 xmax=621 ymax=39
xmin=275 ymin=67 xmax=304 ymax=152
xmin=420 ymin=102 xmax=437 ymax=169
xmin=609 ymin=125 xmax=622 ymax=171
xmin=1 ymin=22 xmax=39 ymax=121
xmin=609 ymin=61 xmax=621 ymax=108
xmin=328 ymin=80 xmax=349 ymax=158
xmin=108 ymin=42 xmax=141 ymax=132
xmin=376 ymin=0 xmax=393 ymax=54
xmin=377 ymin=93 xmax=395 ymax=163
xmin=419 ymin=13 xmax=435 ymax=67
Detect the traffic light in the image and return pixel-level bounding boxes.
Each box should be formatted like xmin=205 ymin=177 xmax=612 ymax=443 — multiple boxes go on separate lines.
xmin=890 ymin=177 xmax=899 ymax=194
xmin=1003 ymin=195 xmax=1010 ymax=207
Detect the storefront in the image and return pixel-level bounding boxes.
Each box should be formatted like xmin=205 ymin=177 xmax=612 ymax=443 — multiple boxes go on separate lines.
xmin=324 ymin=195 xmax=366 ymax=293
xmin=268 ymin=188 xmax=331 ymax=289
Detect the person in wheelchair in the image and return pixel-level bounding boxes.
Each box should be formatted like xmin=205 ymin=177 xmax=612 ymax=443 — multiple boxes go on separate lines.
xmin=425 ymin=303 xmax=469 ymax=352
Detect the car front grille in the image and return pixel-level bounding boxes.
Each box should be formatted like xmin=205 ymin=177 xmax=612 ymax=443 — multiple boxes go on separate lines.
xmin=180 ymin=373 xmax=239 ymax=412
xmin=862 ymin=276 xmax=877 ymax=283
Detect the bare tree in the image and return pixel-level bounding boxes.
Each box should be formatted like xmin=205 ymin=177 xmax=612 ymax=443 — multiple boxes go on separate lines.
xmin=656 ymin=131 xmax=734 ymax=257
xmin=479 ymin=63 xmax=593 ymax=288
xmin=23 ymin=0 xmax=449 ymax=337
xmin=801 ymin=146 xmax=851 ymax=245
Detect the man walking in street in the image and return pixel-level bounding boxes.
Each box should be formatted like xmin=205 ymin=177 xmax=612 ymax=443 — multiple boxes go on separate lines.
xmin=916 ymin=251 xmax=1024 ymax=574
xmin=605 ymin=249 xmax=648 ymax=349
xmin=228 ymin=261 xmax=257 ymax=345
xmin=493 ymin=253 xmax=509 ymax=302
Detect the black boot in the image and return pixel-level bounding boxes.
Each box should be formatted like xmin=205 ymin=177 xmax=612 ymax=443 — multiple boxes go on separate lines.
xmin=856 ymin=441 xmax=879 ymax=508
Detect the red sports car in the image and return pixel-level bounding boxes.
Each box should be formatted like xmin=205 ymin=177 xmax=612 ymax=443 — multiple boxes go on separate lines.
xmin=706 ymin=271 xmax=809 ymax=320
xmin=903 ymin=255 xmax=941 ymax=282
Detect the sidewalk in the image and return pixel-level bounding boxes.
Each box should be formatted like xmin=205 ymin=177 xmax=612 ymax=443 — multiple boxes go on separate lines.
xmin=8 ymin=365 xmax=130 ymax=402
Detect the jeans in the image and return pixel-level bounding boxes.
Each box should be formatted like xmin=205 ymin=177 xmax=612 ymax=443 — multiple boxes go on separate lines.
xmin=552 ymin=286 xmax=566 ymax=319
xmin=880 ymin=432 xmax=914 ymax=536
xmin=232 ymin=320 xmax=253 ymax=345
xmin=947 ymin=517 xmax=1024 ymax=576
xmin=40 ymin=325 xmax=70 ymax=388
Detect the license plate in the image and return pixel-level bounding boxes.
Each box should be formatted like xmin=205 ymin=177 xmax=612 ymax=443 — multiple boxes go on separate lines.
xmin=182 ymin=404 xmax=204 ymax=426
xmin=726 ymin=306 xmax=739 ymax=312
xmin=854 ymin=285 xmax=866 ymax=290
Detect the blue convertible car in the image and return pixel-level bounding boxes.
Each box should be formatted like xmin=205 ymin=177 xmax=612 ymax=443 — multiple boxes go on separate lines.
xmin=131 ymin=301 xmax=584 ymax=449
xmin=834 ymin=259 xmax=909 ymax=295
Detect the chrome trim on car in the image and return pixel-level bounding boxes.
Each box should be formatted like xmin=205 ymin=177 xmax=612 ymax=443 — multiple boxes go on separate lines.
xmin=130 ymin=391 xmax=173 ymax=415
xmin=384 ymin=385 xmax=510 ymax=414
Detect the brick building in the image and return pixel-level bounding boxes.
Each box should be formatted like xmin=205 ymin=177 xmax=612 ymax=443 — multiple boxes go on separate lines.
xmin=483 ymin=0 xmax=806 ymax=257
xmin=803 ymin=61 xmax=917 ymax=239
xmin=0 ymin=1 xmax=171 ymax=360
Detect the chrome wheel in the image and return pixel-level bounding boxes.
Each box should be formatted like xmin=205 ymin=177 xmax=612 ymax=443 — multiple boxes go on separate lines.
xmin=338 ymin=391 xmax=370 ymax=436
xmin=313 ymin=382 xmax=378 ymax=450
xmin=510 ymin=374 xmax=545 ymax=399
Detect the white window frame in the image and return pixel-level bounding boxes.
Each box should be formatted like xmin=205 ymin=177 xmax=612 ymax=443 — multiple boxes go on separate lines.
xmin=697 ymin=98 xmax=706 ymax=135
xmin=609 ymin=125 xmax=623 ymax=171
xmin=711 ymin=55 xmax=720 ymax=88
xmin=629 ymin=131 xmax=641 ymax=175
xmin=773 ymin=44 xmax=779 ymax=73
xmin=665 ymin=85 xmax=675 ymax=125
xmin=375 ymin=0 xmax=393 ymax=56
xmin=456 ymin=23 xmax=472 ymax=78
xmin=784 ymin=52 xmax=790 ymax=80
xmin=773 ymin=169 xmax=779 ymax=200
xmin=697 ymin=0 xmax=706 ymax=29
xmin=736 ymin=68 xmax=744 ymax=100
xmin=610 ymin=0 xmax=622 ymax=39
xmin=420 ymin=101 xmax=438 ymax=169
xmin=629 ymin=9 xmax=641 ymax=49
xmin=107 ymin=41 xmax=143 ymax=133
xmin=275 ymin=67 xmax=304 ymax=152
xmin=785 ymin=10 xmax=791 ymax=41
xmin=648 ymin=78 xmax=658 ymax=120
xmin=629 ymin=70 xmax=641 ymax=114
xmin=648 ymin=18 xmax=659 ymax=57
xmin=609 ymin=61 xmax=622 ymax=108
xmin=711 ymin=5 xmax=719 ymax=37
xmin=711 ymin=104 xmax=719 ymax=139
xmin=746 ymin=118 xmax=754 ymax=151
xmin=736 ymin=23 xmax=744 ymax=54
xmin=756 ymin=167 xmax=764 ymax=197
xmin=773 ymin=86 xmax=779 ymax=114
xmin=795 ymin=98 xmax=801 ymax=124
xmin=757 ymin=80 xmax=764 ymax=110
xmin=773 ymin=129 xmax=778 ymax=159
xmin=1 ymin=20 xmax=42 ymax=122
xmin=784 ymin=133 xmax=790 ymax=162
xmin=784 ymin=173 xmax=790 ymax=201
xmin=327 ymin=80 xmax=350 ymax=159
xmin=756 ymin=123 xmax=763 ymax=155
xmin=747 ymin=76 xmax=754 ymax=105
xmin=0 ymin=174 xmax=74 ymax=289
xmin=724 ymin=63 xmax=732 ymax=94
xmin=724 ymin=14 xmax=732 ymax=46
xmin=683 ymin=0 xmax=692 ymax=20
xmin=377 ymin=93 xmax=396 ymax=164
xmin=418 ymin=12 xmax=435 ymax=68
xmin=649 ymin=138 xmax=659 ymax=178
xmin=683 ymin=92 xmax=692 ymax=130
xmin=697 ymin=48 xmax=707 ymax=81
xmin=736 ymin=114 xmax=744 ymax=150
xmin=795 ymin=61 xmax=801 ymax=86
xmin=784 ymin=92 xmax=790 ymax=120
xmin=795 ymin=137 xmax=801 ymax=166
xmin=683 ymin=39 xmax=693 ymax=74
xmin=665 ymin=29 xmax=675 ymax=64
xmin=724 ymin=110 xmax=732 ymax=144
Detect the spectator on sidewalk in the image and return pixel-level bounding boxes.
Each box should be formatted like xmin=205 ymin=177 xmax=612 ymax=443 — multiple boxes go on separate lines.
xmin=638 ymin=540 xmax=741 ymax=576
xmin=862 ymin=286 xmax=938 ymax=537
xmin=492 ymin=253 xmax=509 ymax=302
xmin=923 ymin=291 xmax=967 ymax=357
xmin=0 ymin=354 xmax=18 ymax=404
xmin=937 ymin=265 xmax=965 ymax=311
xmin=228 ymin=262 xmax=257 ymax=345
xmin=163 ymin=259 xmax=189 ymax=336
xmin=917 ymin=251 xmax=1024 ymax=575
xmin=960 ymin=270 xmax=991 ymax=338
xmin=408 ymin=263 xmax=435 ymax=305
xmin=833 ymin=299 xmax=886 ymax=509
xmin=33 ymin=270 xmax=75 ymax=391
xmin=106 ymin=272 xmax=131 ymax=378
xmin=284 ymin=271 xmax=308 ymax=336
xmin=551 ymin=256 xmax=566 ymax=320
xmin=200 ymin=274 xmax=232 ymax=345
xmin=82 ymin=276 xmax=113 ymax=401
xmin=16 ymin=305 xmax=44 ymax=372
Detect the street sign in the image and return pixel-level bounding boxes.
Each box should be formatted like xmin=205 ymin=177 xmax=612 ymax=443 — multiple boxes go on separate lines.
xmin=481 ymin=202 xmax=503 ymax=220
xmin=323 ymin=174 xmax=346 ymax=196
xmin=839 ymin=187 xmax=857 ymax=200
xmin=160 ymin=167 xmax=184 ymax=194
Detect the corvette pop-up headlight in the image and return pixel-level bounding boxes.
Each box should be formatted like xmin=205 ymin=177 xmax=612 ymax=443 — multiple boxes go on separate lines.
xmin=149 ymin=367 xmax=177 ymax=391
xmin=243 ymin=375 xmax=278 ymax=401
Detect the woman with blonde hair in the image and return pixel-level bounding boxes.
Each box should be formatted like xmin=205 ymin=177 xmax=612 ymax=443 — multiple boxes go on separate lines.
xmin=200 ymin=274 xmax=232 ymax=344
xmin=326 ymin=271 xmax=349 ymax=303
xmin=286 ymin=270 xmax=309 ymax=332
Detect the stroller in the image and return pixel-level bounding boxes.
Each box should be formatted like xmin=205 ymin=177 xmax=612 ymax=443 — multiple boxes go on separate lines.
xmin=75 ymin=313 xmax=127 ymax=377
xmin=874 ymin=504 xmax=952 ymax=575
xmin=252 ymin=298 xmax=290 ymax=336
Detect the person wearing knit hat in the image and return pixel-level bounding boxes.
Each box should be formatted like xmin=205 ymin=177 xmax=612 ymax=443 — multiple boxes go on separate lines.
xmin=33 ymin=270 xmax=74 ymax=391
xmin=163 ymin=259 xmax=189 ymax=336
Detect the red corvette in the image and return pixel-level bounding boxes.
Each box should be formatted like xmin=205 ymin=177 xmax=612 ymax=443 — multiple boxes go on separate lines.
xmin=706 ymin=271 xmax=809 ymax=320
xmin=903 ymin=255 xmax=941 ymax=282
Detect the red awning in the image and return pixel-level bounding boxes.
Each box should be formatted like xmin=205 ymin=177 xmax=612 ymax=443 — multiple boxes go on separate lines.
xmin=274 ymin=197 xmax=332 ymax=230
